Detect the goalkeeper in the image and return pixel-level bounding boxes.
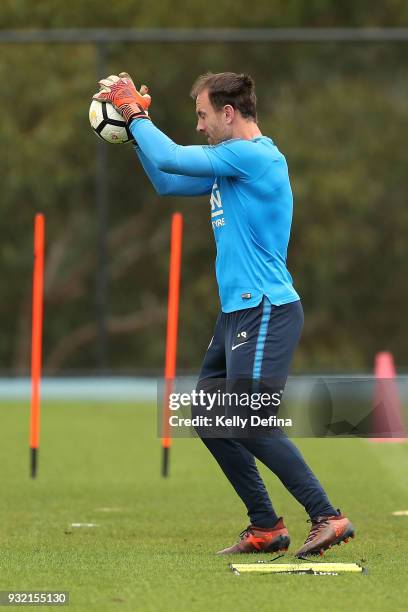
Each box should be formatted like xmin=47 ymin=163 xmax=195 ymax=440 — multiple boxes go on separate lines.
xmin=93 ymin=72 xmax=355 ymax=557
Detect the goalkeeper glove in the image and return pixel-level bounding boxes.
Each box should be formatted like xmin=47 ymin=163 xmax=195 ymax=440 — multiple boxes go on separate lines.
xmin=93 ymin=72 xmax=151 ymax=123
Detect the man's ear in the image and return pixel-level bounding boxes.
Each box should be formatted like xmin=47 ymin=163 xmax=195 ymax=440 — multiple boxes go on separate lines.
xmin=224 ymin=104 xmax=235 ymax=124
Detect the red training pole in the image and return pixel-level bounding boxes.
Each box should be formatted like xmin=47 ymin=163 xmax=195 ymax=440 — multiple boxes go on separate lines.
xmin=30 ymin=213 xmax=45 ymax=478
xmin=162 ymin=213 xmax=183 ymax=477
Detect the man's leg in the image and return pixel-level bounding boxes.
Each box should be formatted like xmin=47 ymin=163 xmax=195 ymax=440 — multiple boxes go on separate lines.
xmin=197 ymin=312 xmax=279 ymax=527
xmin=201 ymin=437 xmax=279 ymax=527
xmin=241 ymin=436 xmax=336 ymax=519
xmin=240 ymin=433 xmax=355 ymax=558
xmin=227 ymin=298 xmax=338 ymax=519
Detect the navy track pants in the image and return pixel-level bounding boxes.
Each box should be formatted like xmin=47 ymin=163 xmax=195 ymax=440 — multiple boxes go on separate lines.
xmin=198 ymin=298 xmax=337 ymax=526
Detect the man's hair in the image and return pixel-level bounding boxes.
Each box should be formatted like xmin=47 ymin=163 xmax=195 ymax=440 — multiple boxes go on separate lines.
xmin=190 ymin=72 xmax=257 ymax=121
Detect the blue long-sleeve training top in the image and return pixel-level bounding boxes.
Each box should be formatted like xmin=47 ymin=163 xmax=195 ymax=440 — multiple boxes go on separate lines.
xmin=130 ymin=119 xmax=300 ymax=313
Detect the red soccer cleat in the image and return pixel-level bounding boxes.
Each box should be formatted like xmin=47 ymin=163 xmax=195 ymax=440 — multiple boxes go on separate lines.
xmin=216 ymin=518 xmax=290 ymax=555
xmin=295 ymin=512 xmax=355 ymax=558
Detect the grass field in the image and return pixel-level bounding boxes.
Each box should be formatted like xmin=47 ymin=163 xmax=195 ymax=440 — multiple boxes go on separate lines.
xmin=1 ymin=401 xmax=407 ymax=611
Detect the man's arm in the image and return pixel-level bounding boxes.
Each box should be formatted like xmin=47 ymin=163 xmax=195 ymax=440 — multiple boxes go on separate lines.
xmin=130 ymin=119 xmax=243 ymax=178
xmin=92 ymin=74 xmax=249 ymax=179
xmin=93 ymin=72 xmax=249 ymax=179
xmin=134 ymin=145 xmax=214 ymax=196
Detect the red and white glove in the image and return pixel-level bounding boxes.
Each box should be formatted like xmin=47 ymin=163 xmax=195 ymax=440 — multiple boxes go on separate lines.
xmin=93 ymin=72 xmax=151 ymax=123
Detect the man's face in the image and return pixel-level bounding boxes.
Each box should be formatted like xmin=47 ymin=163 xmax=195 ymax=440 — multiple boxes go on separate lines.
xmin=195 ymin=89 xmax=233 ymax=145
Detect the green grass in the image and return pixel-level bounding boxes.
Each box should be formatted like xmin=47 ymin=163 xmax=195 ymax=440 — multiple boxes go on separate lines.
xmin=1 ymin=401 xmax=407 ymax=611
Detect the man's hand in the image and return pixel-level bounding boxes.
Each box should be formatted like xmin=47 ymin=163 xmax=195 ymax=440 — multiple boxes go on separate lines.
xmin=93 ymin=72 xmax=151 ymax=123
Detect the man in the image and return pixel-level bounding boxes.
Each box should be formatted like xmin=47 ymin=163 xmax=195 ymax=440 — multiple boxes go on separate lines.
xmin=93 ymin=71 xmax=355 ymax=557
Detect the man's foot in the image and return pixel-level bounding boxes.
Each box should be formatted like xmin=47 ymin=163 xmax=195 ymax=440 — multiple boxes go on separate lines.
xmin=216 ymin=518 xmax=290 ymax=555
xmin=295 ymin=512 xmax=355 ymax=558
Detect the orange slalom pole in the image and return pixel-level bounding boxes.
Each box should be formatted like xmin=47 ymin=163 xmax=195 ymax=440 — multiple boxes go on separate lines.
xmin=30 ymin=213 xmax=45 ymax=478
xmin=162 ymin=213 xmax=183 ymax=477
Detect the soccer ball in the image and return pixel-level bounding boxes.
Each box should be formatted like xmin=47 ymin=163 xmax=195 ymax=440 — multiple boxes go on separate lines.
xmin=89 ymin=99 xmax=133 ymax=144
